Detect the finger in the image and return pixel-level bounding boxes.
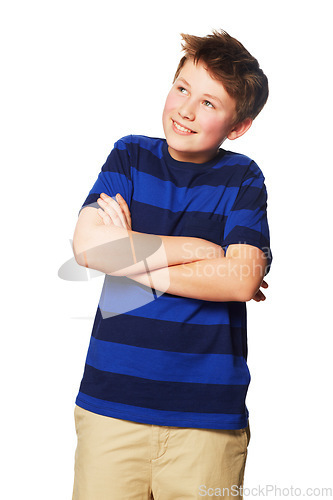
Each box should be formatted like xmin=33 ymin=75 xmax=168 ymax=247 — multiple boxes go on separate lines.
xmin=97 ymin=199 xmax=119 ymax=226
xmin=256 ymin=290 xmax=266 ymax=301
xmin=98 ymin=196 xmax=127 ymax=228
xmin=252 ymin=289 xmax=266 ymax=302
xmin=100 ymin=193 xmax=128 ymax=228
xmin=97 ymin=208 xmax=112 ymax=226
xmin=116 ymin=193 xmax=132 ymax=228
xmin=117 ymin=196 xmax=132 ymax=229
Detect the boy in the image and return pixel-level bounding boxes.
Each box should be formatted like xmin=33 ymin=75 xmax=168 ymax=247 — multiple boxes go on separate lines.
xmin=72 ymin=29 xmax=271 ymax=499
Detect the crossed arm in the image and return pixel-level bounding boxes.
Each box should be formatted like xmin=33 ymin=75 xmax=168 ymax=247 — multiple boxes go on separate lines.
xmin=73 ymin=192 xmax=268 ymax=302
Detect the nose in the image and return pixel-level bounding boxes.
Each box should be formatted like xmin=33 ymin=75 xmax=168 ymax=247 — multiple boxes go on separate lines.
xmin=178 ymin=100 xmax=195 ymax=121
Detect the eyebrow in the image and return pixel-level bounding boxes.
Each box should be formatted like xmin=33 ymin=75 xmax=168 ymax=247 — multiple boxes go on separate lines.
xmin=177 ymin=78 xmax=223 ymax=106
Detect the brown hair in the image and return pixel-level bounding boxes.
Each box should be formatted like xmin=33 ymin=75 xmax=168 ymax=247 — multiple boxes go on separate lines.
xmin=173 ymin=30 xmax=269 ymax=124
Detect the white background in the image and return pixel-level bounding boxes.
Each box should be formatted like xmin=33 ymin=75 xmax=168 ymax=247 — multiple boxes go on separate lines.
xmin=1 ymin=0 xmax=332 ymax=498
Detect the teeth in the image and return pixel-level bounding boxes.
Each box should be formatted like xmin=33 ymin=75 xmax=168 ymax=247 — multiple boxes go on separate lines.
xmin=173 ymin=121 xmax=193 ymax=133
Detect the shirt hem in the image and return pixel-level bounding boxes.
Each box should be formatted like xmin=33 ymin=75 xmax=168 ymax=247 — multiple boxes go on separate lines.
xmin=75 ymin=394 xmax=249 ymax=430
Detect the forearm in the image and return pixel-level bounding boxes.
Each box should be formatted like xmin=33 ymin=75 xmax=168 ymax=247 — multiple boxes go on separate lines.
xmin=75 ymin=223 xmax=223 ymax=276
xmin=127 ymin=256 xmax=262 ymax=302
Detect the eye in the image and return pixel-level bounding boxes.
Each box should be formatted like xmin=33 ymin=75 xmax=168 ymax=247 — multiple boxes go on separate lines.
xmin=203 ymin=100 xmax=214 ymax=108
xmin=178 ymin=86 xmax=188 ymax=95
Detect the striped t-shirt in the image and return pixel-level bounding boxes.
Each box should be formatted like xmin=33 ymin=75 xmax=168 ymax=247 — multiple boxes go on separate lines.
xmin=75 ymin=135 xmax=271 ymax=429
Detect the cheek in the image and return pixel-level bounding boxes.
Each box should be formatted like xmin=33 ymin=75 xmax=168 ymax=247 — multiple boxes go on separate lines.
xmin=163 ymin=92 xmax=180 ymax=116
xmin=200 ymin=115 xmax=226 ymax=142
xmin=163 ymin=94 xmax=175 ymax=130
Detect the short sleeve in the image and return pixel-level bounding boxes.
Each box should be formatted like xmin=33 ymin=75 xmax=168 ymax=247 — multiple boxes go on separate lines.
xmin=78 ymin=136 xmax=133 ymax=216
xmin=222 ymin=164 xmax=272 ymax=274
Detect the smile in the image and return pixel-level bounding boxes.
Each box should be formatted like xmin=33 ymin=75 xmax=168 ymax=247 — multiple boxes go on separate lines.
xmin=172 ymin=120 xmax=196 ymax=135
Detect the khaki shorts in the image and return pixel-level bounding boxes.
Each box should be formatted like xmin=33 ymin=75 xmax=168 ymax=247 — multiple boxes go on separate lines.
xmin=72 ymin=405 xmax=250 ymax=499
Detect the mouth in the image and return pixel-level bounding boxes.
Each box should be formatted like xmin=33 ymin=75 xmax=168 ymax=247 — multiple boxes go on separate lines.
xmin=171 ymin=119 xmax=196 ymax=135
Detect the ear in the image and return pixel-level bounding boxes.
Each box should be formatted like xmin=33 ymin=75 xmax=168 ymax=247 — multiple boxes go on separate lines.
xmin=227 ymin=117 xmax=252 ymax=141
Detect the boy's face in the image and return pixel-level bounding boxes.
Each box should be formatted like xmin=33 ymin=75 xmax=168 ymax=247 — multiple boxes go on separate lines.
xmin=162 ymin=58 xmax=248 ymax=164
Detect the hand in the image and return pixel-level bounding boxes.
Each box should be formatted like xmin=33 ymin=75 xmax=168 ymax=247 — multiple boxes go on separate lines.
xmin=251 ymin=279 xmax=268 ymax=302
xmin=96 ymin=193 xmax=132 ymax=230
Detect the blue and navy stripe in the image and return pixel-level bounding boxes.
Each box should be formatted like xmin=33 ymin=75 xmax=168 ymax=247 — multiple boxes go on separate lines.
xmin=76 ymin=135 xmax=271 ymax=429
